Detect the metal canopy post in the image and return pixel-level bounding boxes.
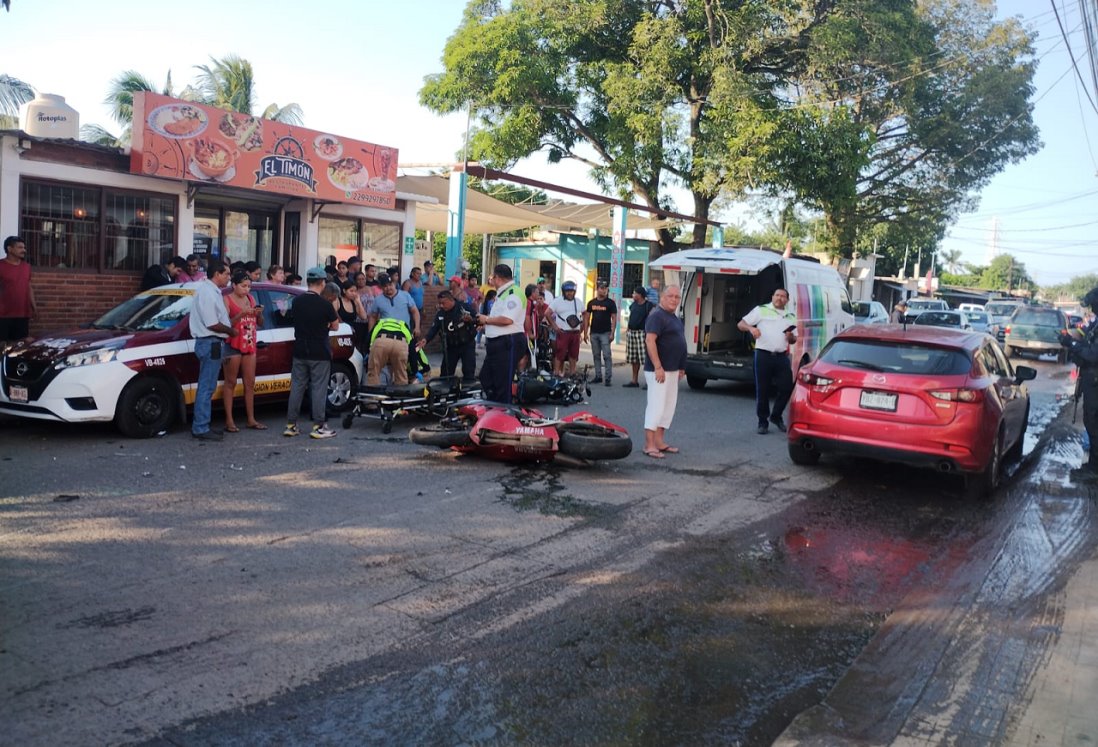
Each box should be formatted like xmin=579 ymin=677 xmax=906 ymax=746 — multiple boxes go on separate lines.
xmin=446 ymin=165 xmax=467 ymax=280
xmin=610 ymin=206 xmax=627 ymax=343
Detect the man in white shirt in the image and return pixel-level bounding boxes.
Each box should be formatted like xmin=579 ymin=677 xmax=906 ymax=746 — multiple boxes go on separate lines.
xmin=738 ymin=287 xmax=798 ymax=434
xmin=189 ymin=260 xmax=235 ymax=440
xmin=547 ymin=281 xmax=584 ymax=375
xmin=477 ymin=264 xmax=527 ymax=402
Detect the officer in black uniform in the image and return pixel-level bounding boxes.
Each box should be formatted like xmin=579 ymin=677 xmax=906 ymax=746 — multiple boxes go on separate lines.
xmin=420 ymin=290 xmax=477 ymax=381
xmin=1061 ymin=286 xmax=1098 ymax=481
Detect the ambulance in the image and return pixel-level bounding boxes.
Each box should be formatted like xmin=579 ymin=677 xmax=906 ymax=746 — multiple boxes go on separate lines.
xmin=648 ymin=246 xmax=854 ymax=389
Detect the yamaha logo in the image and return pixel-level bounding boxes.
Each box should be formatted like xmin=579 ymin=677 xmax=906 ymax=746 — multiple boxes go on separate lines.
xmin=15 ymin=362 xmax=29 ymax=377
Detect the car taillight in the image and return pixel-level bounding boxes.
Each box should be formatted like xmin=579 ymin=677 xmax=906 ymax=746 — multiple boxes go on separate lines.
xmin=1003 ymin=325 xmax=1011 ymax=335
xmin=799 ymin=371 xmax=834 ymax=386
xmin=930 ymin=388 xmax=983 ymax=403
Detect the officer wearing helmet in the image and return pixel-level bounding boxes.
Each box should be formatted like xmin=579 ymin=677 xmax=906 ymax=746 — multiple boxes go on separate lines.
xmin=1061 ymin=286 xmax=1098 ymax=481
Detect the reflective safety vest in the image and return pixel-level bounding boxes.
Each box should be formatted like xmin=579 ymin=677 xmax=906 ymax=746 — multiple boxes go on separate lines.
xmin=370 ymin=317 xmax=412 ymax=344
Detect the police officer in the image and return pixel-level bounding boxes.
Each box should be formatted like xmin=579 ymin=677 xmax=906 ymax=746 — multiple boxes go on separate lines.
xmin=421 ymin=290 xmax=477 ymax=381
xmin=737 ymin=288 xmax=798 ymax=434
xmin=1062 ymin=287 xmax=1098 ymax=481
xmin=477 ymin=264 xmax=527 ymax=402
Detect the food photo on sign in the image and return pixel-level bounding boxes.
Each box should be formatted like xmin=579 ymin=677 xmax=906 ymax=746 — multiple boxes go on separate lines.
xmin=129 ymin=92 xmax=398 ymax=207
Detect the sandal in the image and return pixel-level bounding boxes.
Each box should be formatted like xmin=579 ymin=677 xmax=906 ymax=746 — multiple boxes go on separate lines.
xmin=225 ymin=425 xmax=240 ymax=433
xmin=247 ymin=422 xmax=268 ymax=430
xmin=659 ymin=445 xmax=679 ymax=453
xmin=643 ymin=449 xmax=666 ymax=459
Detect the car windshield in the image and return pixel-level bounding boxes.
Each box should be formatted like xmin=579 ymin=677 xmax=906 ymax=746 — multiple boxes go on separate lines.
xmin=91 ymin=292 xmax=194 ymax=332
xmin=907 ymin=300 xmax=944 ymax=310
xmin=820 ymin=339 xmax=972 ymax=375
xmin=967 ymin=312 xmax=988 ymax=323
xmin=853 ymin=302 xmax=873 ymax=318
xmin=985 ymin=303 xmax=1021 ymax=317
xmin=913 ymin=311 xmax=961 ymax=327
xmin=1012 ymin=309 xmax=1062 ymax=326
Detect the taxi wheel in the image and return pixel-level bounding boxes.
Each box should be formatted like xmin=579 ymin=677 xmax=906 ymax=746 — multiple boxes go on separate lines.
xmin=116 ymin=377 xmax=177 ymax=438
xmin=326 ymin=362 xmax=357 ymax=414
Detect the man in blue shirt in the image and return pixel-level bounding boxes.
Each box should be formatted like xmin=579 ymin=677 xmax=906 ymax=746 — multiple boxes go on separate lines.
xmin=367 ymin=274 xmax=420 ymax=386
xmin=188 ymin=260 xmax=235 ymax=441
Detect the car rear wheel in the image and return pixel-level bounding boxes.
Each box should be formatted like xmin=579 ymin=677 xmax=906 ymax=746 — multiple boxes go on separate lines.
xmin=686 ymin=376 xmax=707 ymax=390
xmin=788 ymin=440 xmax=821 ymax=466
xmin=1005 ymin=403 xmax=1029 ymax=462
xmin=326 ymin=362 xmax=357 ymax=414
xmin=115 ymin=377 xmax=177 ymax=438
xmin=965 ymin=430 xmax=1002 ymax=501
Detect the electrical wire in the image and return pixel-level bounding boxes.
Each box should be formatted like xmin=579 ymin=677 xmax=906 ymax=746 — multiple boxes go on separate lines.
xmin=1051 ymin=0 xmax=1098 ymax=114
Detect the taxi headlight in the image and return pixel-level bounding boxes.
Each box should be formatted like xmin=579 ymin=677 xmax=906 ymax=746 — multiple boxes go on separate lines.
xmin=58 ymin=347 xmax=120 ymax=369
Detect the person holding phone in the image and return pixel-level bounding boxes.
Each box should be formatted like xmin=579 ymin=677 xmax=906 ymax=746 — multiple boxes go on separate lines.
xmin=189 ymin=259 xmax=235 ymax=441
xmin=737 ymin=287 xmax=798 ymax=434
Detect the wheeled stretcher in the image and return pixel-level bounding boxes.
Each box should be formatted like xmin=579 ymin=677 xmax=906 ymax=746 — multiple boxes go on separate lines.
xmin=341 ymin=375 xmax=482 ymax=433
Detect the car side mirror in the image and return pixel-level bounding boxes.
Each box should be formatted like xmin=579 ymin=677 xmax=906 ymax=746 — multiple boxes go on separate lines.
xmin=1014 ymin=365 xmax=1037 ymax=383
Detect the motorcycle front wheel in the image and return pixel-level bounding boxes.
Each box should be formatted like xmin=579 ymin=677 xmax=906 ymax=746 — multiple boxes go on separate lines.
xmin=557 ymin=424 xmax=633 ymax=460
xmin=408 ymin=424 xmax=473 ymax=449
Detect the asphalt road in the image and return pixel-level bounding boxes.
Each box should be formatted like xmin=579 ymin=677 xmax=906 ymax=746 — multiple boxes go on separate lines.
xmin=0 ymin=356 xmax=1076 ymax=745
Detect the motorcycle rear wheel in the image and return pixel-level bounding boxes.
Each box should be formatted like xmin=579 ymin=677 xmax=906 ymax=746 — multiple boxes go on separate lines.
xmin=557 ymin=424 xmax=633 ymax=460
xmin=408 ymin=424 xmax=473 ymax=449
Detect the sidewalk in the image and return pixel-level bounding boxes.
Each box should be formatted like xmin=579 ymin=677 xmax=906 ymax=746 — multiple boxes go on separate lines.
xmin=774 ymin=416 xmax=1098 ymax=746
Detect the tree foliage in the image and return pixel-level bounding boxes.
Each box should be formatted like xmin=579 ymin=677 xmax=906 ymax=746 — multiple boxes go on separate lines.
xmin=88 ymin=57 xmax=303 ymax=147
xmin=979 ymin=253 xmax=1035 ymax=293
xmin=421 ymin=0 xmax=1038 ymax=257
xmin=0 ymin=73 xmax=34 ymax=129
xmin=1041 ymin=273 xmax=1098 ymax=304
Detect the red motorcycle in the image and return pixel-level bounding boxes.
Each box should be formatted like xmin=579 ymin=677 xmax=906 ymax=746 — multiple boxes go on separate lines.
xmin=408 ymin=400 xmax=632 ymax=463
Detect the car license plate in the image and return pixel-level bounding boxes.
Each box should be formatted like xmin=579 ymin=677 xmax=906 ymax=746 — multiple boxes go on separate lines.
xmin=860 ymin=390 xmax=897 ymax=412
xmin=10 ymin=385 xmax=28 ymax=403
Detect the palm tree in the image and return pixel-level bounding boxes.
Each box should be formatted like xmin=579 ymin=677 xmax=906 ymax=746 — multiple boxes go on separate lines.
xmin=1 ymin=73 xmax=34 ymax=129
xmin=940 ymin=248 xmax=964 ymax=275
xmin=193 ymin=55 xmax=303 ymax=125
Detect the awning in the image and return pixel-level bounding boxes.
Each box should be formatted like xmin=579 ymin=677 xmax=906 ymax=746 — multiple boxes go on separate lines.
xmin=396 ymin=175 xmax=677 ymax=234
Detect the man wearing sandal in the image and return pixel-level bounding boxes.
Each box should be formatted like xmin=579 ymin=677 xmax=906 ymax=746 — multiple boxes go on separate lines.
xmin=642 ymin=285 xmax=686 ymax=459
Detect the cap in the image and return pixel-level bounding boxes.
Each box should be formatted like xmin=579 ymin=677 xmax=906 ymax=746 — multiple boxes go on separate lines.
xmin=306 ymin=266 xmax=328 ymax=281
xmin=376 ymin=273 xmax=393 ymax=286
xmin=561 ymin=281 xmax=577 ymax=291
xmin=449 ymin=275 xmax=464 ymax=284
xmin=537 ymin=276 xmax=546 ymax=283
xmin=596 ymin=279 xmax=609 ymax=288
xmin=424 ymin=259 xmax=434 ymax=266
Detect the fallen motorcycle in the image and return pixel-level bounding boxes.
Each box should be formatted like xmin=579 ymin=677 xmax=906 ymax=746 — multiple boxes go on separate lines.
xmin=408 ymin=399 xmax=632 ymax=463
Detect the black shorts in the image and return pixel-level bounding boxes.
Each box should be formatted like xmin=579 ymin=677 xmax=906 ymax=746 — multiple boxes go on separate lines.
xmin=0 ymin=317 xmax=30 ymax=342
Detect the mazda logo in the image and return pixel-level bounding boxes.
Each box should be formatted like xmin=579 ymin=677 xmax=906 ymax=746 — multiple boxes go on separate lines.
xmin=871 ymin=373 xmax=887 ymax=384
xmin=15 ymin=362 xmax=29 ymax=377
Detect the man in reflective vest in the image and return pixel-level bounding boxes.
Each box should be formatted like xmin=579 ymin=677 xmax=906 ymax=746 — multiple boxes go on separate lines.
xmin=738 ymin=288 xmax=798 ymax=434
xmin=477 ymin=264 xmax=527 ymax=403
xmin=367 ymin=317 xmax=413 ymax=386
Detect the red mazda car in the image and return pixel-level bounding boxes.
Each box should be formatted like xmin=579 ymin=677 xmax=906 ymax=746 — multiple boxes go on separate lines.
xmin=787 ymin=325 xmax=1036 ymax=498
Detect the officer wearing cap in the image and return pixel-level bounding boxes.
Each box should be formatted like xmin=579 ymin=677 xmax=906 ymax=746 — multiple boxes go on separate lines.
xmin=1062 ymin=287 xmax=1098 ymax=481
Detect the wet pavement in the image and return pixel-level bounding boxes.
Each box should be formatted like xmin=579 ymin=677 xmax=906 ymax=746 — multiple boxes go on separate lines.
xmin=2 ymin=351 xmax=1094 ymax=746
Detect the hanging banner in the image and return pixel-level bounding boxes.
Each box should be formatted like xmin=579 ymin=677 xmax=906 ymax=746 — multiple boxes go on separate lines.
xmin=130 ymin=93 xmax=398 ymax=209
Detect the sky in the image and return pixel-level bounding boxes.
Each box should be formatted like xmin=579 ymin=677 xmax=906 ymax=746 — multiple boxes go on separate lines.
xmin=3 ymin=0 xmax=1095 ymax=287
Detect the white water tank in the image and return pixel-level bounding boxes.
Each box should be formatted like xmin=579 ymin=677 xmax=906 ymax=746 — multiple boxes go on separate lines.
xmin=19 ymin=93 xmax=80 ymax=139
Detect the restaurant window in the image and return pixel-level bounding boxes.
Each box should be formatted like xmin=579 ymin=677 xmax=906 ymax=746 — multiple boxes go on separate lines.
xmin=20 ymin=179 xmax=176 ymax=272
xmin=317 ymin=216 xmax=400 ymax=269
xmin=192 ymin=200 xmax=280 ymax=267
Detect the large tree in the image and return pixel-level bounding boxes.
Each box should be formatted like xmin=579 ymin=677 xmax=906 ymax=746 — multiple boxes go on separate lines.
xmin=780 ymin=0 xmax=1039 ymax=254
xmin=421 ymin=0 xmax=1038 ymax=257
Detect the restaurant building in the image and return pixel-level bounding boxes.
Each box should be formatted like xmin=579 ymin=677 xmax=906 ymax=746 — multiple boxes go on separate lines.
xmin=0 ymin=93 xmax=435 ymax=334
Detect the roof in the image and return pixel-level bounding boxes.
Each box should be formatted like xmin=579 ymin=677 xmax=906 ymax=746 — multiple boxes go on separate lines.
xmin=397 ymin=175 xmax=674 ymax=234
xmin=650 ymin=246 xmax=810 ymax=272
xmin=837 ymin=323 xmax=989 ymax=350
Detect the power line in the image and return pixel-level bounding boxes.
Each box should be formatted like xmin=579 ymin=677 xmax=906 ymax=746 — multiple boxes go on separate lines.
xmin=1051 ymin=0 xmax=1098 ymax=115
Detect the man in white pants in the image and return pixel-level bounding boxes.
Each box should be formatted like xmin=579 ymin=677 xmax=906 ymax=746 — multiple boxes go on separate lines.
xmin=642 ymin=285 xmax=686 ymax=458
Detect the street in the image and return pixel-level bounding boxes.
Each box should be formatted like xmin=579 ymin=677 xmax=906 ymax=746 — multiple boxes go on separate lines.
xmin=0 ymin=355 xmax=1088 ymax=746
